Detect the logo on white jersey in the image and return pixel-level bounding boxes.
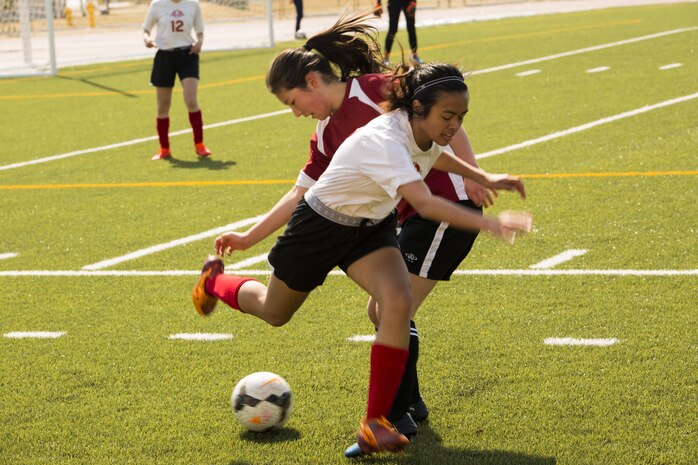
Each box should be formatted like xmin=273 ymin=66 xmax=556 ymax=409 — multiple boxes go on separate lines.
xmin=171 ymin=9 xmax=184 ymax=17
xmin=413 ymin=162 xmax=421 ymax=174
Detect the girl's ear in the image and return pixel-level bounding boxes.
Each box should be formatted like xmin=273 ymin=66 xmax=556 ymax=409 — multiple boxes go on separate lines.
xmin=305 ymin=72 xmax=316 ymax=89
xmin=412 ymin=99 xmax=424 ymax=115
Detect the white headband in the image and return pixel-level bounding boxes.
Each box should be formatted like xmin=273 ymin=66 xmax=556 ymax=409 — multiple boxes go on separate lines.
xmin=413 ymin=75 xmax=465 ymax=97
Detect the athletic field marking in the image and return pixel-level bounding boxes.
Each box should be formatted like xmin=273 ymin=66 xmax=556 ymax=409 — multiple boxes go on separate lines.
xmin=347 ymin=335 xmax=376 ymax=343
xmin=470 ymin=27 xmax=698 ymax=75
xmin=0 ymin=252 xmax=18 ymax=260
xmin=0 ymin=110 xmax=291 ymax=172
xmin=229 ymin=254 xmax=269 ymax=271
xmin=169 ymin=333 xmax=234 ymax=341
xmin=4 ymin=331 xmax=66 ymax=339
xmin=586 ymin=66 xmax=610 ymax=73
xmin=2 ymin=27 xmax=695 ymax=173
xmin=531 ymin=249 xmax=588 ymax=269
xmin=2 ymin=171 xmax=696 ymax=190
xmin=544 ymin=337 xmax=620 ymax=346
xmin=516 ymin=69 xmax=542 ymax=77
xmin=476 ymin=91 xmax=698 ymax=160
xmin=659 ymin=63 xmax=683 ymax=70
xmin=2 ymin=269 xmax=695 ymax=277
xmin=82 ymin=215 xmax=264 ymax=270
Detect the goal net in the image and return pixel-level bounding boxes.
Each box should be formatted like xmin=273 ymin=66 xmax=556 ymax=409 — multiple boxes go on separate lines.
xmin=0 ymin=0 xmax=57 ymax=77
xmin=0 ymin=0 xmax=274 ymax=78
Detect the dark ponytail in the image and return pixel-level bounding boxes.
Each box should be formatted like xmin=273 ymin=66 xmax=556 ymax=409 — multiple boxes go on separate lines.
xmin=266 ymin=11 xmax=386 ymax=94
xmin=387 ymin=62 xmax=468 ymax=119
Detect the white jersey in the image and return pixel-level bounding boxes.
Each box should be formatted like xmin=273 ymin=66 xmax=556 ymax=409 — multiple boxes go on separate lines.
xmin=307 ymin=109 xmax=445 ymax=220
xmin=143 ymin=0 xmax=204 ymax=50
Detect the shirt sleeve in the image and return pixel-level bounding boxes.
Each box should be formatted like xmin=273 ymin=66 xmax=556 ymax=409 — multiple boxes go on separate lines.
xmin=300 ymin=132 xmax=330 ymax=181
xmin=362 ymin=134 xmax=422 ymax=199
xmin=142 ymin=4 xmax=157 ymax=32
xmin=193 ymin=2 xmax=205 ymax=33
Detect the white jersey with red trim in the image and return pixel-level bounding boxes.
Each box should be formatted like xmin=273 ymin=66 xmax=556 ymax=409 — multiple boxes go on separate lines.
xmin=306 ymin=109 xmax=445 ymax=220
xmin=143 ymin=0 xmax=204 ymax=50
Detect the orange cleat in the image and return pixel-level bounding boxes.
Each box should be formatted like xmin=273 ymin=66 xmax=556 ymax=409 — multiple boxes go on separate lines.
xmin=355 ymin=416 xmax=409 ymax=456
xmin=151 ymin=148 xmax=172 ymax=160
xmin=373 ymin=2 xmax=382 ymax=17
xmin=195 ymin=143 xmax=212 ymax=157
xmin=192 ymin=255 xmax=224 ymax=317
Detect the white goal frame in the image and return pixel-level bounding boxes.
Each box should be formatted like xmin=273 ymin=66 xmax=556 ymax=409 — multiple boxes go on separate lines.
xmin=1 ymin=0 xmax=57 ymax=77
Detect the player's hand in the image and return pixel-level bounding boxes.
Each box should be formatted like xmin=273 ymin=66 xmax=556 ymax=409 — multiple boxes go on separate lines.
xmin=464 ymin=180 xmax=495 ymax=208
xmin=144 ymin=37 xmax=156 ymax=48
xmin=483 ymin=173 xmax=526 ymax=199
xmin=214 ymin=232 xmax=251 ymax=256
xmin=190 ymin=42 xmax=202 ymax=54
xmin=484 ymin=211 xmax=533 ymax=245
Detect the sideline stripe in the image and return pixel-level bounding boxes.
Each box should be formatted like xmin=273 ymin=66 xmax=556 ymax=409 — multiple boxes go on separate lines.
xmin=2 ymin=27 xmax=695 ymax=173
xmin=476 ymin=92 xmax=698 ymax=160
xmin=4 ymin=331 xmax=66 ymax=339
xmin=531 ymin=249 xmax=588 ymax=269
xmin=659 ymin=63 xmax=683 ymax=70
xmin=1 ymin=170 xmax=696 ymax=190
xmin=81 ymin=215 xmax=264 ymax=270
xmin=229 ymin=254 xmax=269 ymax=270
xmin=586 ymin=66 xmax=611 ymax=73
xmin=516 ymin=69 xmax=542 ymax=77
xmin=470 ymin=27 xmax=698 ymax=75
xmin=169 ymin=333 xmax=233 ymax=341
xmin=1 ymin=269 xmax=696 ymax=277
xmin=544 ymin=337 xmax=620 ymax=346
xmin=347 ymin=335 xmax=376 ymax=342
xmin=0 ymin=109 xmax=291 ymax=172
xmin=0 ymin=253 xmax=18 ymax=260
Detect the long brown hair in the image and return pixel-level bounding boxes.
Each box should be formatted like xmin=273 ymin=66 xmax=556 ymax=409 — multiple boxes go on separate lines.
xmin=266 ymin=12 xmax=386 ymax=94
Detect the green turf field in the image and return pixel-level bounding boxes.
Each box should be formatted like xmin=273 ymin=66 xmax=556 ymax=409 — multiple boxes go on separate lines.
xmin=1 ymin=3 xmax=697 ymax=464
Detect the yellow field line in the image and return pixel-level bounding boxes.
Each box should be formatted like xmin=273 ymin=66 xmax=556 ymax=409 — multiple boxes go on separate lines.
xmin=0 ymin=19 xmax=640 ymax=101
xmin=1 ymin=170 xmax=695 ymax=190
xmin=422 ymin=19 xmax=641 ymax=52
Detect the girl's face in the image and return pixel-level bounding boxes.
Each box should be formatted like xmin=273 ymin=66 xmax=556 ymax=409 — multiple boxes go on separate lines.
xmin=275 ymin=73 xmax=333 ymax=120
xmin=412 ymin=90 xmax=469 ymax=150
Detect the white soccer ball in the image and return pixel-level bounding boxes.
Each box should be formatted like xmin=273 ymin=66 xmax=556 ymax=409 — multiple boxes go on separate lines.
xmin=231 ymin=372 xmax=293 ymax=432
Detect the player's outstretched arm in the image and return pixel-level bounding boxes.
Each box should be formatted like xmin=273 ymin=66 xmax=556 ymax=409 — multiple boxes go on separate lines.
xmin=214 ymin=185 xmax=308 ymax=256
xmin=399 ymin=180 xmax=531 ymax=243
xmin=433 ymin=151 xmax=526 ymax=200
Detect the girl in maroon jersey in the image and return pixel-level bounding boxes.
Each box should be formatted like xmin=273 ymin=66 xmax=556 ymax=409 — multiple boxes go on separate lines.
xmin=191 ymin=12 xmax=528 ymax=455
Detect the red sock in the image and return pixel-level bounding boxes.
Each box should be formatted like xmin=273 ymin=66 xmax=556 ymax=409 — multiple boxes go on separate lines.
xmin=156 ymin=117 xmax=169 ymax=149
xmin=188 ymin=110 xmax=204 ymax=144
xmin=366 ymin=343 xmax=409 ymax=419
xmin=205 ymin=274 xmax=257 ymax=311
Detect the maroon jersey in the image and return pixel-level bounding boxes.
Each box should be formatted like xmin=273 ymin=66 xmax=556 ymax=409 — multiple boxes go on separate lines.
xmin=299 ymin=73 xmax=389 ymax=184
xmin=397 ymin=168 xmax=468 ymax=224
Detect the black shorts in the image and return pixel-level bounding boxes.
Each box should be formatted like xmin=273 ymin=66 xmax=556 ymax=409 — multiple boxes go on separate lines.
xmin=150 ymin=47 xmax=199 ymax=87
xmin=398 ymin=199 xmax=482 ymax=281
xmin=268 ymin=199 xmax=399 ymax=292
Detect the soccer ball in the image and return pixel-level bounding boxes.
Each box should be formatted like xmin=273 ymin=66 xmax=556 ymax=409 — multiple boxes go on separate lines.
xmin=231 ymin=372 xmax=293 ymax=432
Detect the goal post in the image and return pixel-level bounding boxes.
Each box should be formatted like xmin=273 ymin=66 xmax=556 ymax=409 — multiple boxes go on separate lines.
xmin=1 ymin=0 xmax=57 ymax=77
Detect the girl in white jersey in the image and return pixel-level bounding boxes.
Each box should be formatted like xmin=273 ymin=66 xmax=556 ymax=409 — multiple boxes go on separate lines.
xmin=191 ymin=32 xmax=532 ymax=453
xmin=143 ymin=0 xmax=212 ymax=160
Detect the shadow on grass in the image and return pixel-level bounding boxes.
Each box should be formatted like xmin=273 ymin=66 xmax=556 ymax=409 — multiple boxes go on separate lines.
xmin=353 ymin=422 xmax=556 ymax=465
xmin=167 ymin=157 xmax=237 ymax=170
xmin=56 ymin=74 xmax=139 ymax=97
xmin=238 ymin=427 xmax=301 ymax=444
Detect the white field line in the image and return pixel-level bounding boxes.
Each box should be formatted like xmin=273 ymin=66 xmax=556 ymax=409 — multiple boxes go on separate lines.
xmin=530 ymin=249 xmax=588 ymax=269
xmin=0 ymin=252 xmax=18 ymax=260
xmin=169 ymin=333 xmax=233 ymax=341
xmin=2 ymin=27 xmax=696 ymax=173
xmin=82 ymin=215 xmax=264 ymax=270
xmin=228 ymin=254 xmax=269 ymax=270
xmin=4 ymin=331 xmax=66 ymax=338
xmin=586 ymin=66 xmax=610 ymax=73
xmin=516 ymin=69 xmax=542 ymax=77
xmin=347 ymin=335 xmax=376 ymax=342
xmin=544 ymin=337 xmax=620 ymax=346
xmin=470 ymin=27 xmax=698 ymax=75
xmin=659 ymin=63 xmax=683 ymax=70
xmin=475 ymin=91 xmax=698 ymax=160
xmin=0 ymin=110 xmax=291 ymax=172
xmin=1 ymin=269 xmax=696 ymax=277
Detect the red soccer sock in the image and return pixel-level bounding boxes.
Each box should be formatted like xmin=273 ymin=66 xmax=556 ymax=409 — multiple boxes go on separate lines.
xmin=156 ymin=117 xmax=169 ymax=149
xmin=205 ymin=274 xmax=257 ymax=311
xmin=188 ymin=110 xmax=204 ymax=144
xmin=366 ymin=343 xmax=409 ymax=419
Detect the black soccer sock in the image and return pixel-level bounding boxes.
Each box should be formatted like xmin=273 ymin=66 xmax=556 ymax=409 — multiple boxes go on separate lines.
xmin=388 ymin=320 xmax=419 ymax=421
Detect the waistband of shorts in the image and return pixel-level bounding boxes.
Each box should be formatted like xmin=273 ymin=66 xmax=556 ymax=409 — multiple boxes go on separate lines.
xmin=305 ymin=193 xmax=382 ymax=227
xmin=161 ymin=45 xmax=192 ymax=52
